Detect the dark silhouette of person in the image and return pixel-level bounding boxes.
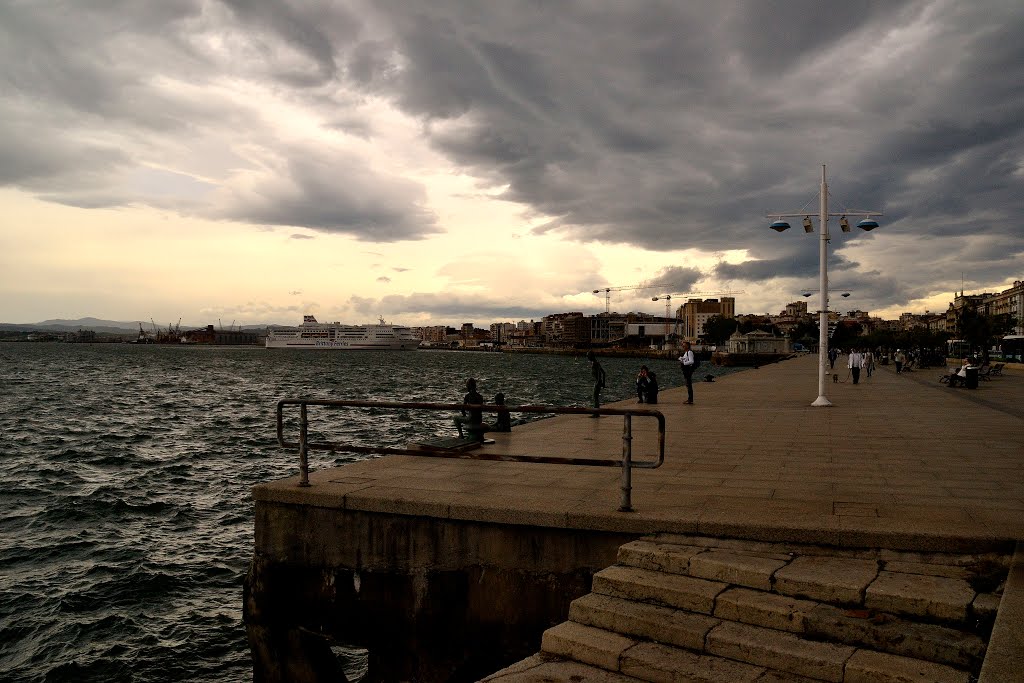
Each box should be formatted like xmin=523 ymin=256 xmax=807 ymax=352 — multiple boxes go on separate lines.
xmin=636 ymin=366 xmax=650 ymax=403
xmin=646 ymin=369 xmax=659 ymax=404
xmin=492 ymin=392 xmax=512 ymax=432
xmin=454 ymin=378 xmax=484 ymax=438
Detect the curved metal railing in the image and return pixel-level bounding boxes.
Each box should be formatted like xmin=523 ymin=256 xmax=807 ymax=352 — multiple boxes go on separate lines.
xmin=276 ymin=399 xmax=666 ymax=512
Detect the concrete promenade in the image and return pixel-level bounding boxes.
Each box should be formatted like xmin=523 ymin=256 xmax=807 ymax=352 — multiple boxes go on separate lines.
xmin=269 ymin=353 xmax=1023 ymax=551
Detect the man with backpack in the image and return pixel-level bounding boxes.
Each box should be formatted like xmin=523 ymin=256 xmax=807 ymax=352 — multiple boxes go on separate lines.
xmin=678 ymin=341 xmax=698 ymax=404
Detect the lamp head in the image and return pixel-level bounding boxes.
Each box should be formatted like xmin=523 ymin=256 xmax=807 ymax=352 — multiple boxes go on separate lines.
xmin=841 ymin=292 xmax=851 ymax=298
xmin=802 ymin=216 xmax=814 ymax=233
xmin=652 ymin=296 xmax=659 ymax=302
xmin=840 ymin=216 xmax=850 ymax=233
xmin=857 ymin=218 xmax=879 ymax=231
xmin=770 ymin=219 xmax=791 ymax=232
xmin=802 ymin=292 xmax=812 ymax=298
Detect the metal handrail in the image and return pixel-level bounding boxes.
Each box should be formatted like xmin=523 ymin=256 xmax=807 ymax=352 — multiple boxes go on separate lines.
xmin=276 ymin=399 xmax=666 ymax=512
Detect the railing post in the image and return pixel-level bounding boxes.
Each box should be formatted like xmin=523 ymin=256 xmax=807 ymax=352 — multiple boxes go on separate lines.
xmin=619 ymin=414 xmax=633 ymax=512
xmin=298 ymin=403 xmax=310 ymax=487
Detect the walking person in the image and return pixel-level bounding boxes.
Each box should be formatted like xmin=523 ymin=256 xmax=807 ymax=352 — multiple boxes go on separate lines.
xmin=848 ymin=348 xmax=864 ymax=385
xmin=863 ymin=349 xmax=874 ymax=378
xmin=828 ymin=347 xmax=838 ymax=370
xmin=678 ymin=341 xmax=696 ymax=404
xmin=587 ymin=351 xmax=606 ymax=416
xmin=895 ymin=349 xmax=906 ymax=374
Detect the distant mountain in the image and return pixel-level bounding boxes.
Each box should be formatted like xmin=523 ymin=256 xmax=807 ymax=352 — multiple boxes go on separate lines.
xmin=0 ymin=318 xmax=272 ymax=334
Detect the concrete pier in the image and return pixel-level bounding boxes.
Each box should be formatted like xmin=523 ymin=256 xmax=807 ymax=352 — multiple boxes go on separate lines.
xmin=246 ymin=354 xmax=1023 ymax=681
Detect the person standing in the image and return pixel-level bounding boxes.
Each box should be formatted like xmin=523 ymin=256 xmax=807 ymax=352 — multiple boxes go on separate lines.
xmin=678 ymin=341 xmax=696 ymax=404
xmin=848 ymin=348 xmax=864 ymax=385
xmin=587 ymin=351 xmax=606 ymax=416
xmin=646 ymin=369 xmax=659 ymax=404
xmin=828 ymin=347 xmax=838 ymax=370
xmin=895 ymin=349 xmax=906 ymax=374
xmin=863 ymin=349 xmax=874 ymax=378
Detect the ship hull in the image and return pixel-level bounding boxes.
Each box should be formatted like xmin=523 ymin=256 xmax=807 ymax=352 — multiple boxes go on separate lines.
xmin=265 ymin=315 xmax=419 ymax=350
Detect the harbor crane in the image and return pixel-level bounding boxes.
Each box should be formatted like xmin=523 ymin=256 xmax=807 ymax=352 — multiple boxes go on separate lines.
xmin=592 ymin=283 xmax=664 ymax=313
xmin=651 ymin=290 xmax=745 ymax=341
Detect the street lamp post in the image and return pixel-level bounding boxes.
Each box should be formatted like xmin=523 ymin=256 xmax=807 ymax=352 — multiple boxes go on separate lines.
xmin=768 ymin=165 xmax=881 ymax=407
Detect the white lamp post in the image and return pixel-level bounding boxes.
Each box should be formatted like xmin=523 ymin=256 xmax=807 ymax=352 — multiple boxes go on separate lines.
xmin=768 ymin=165 xmax=881 ymax=407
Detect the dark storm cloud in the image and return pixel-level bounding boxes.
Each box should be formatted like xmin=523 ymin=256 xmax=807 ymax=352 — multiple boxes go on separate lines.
xmin=1 ymin=0 xmax=1021 ymax=310
xmin=350 ymin=0 xmax=1022 ymax=305
xmin=219 ymin=147 xmax=440 ymax=241
xmin=350 ymin=293 xmax=548 ymax=321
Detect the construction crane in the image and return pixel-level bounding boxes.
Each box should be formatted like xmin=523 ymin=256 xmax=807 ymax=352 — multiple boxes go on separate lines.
xmin=592 ymin=283 xmax=664 ymax=313
xmin=652 ymin=290 xmax=746 ymax=341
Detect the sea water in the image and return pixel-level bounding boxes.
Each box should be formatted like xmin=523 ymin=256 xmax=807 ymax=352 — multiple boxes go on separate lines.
xmin=0 ymin=343 xmax=730 ymax=682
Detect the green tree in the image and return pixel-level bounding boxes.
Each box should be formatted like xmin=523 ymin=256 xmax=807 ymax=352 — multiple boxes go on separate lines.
xmin=701 ymin=315 xmax=738 ymax=345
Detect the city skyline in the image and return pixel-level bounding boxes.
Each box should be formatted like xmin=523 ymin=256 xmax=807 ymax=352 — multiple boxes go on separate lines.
xmin=2 ymin=1 xmax=1022 ymax=327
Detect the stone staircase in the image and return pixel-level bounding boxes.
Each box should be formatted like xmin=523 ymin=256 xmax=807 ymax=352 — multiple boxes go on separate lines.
xmin=482 ymin=534 xmax=1009 ymax=682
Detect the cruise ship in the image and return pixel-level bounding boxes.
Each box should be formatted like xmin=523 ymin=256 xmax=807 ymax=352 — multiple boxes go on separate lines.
xmin=265 ymin=315 xmax=420 ymax=350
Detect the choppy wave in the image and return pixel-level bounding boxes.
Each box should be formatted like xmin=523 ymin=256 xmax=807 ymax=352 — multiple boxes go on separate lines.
xmin=0 ymin=343 xmax=728 ymax=682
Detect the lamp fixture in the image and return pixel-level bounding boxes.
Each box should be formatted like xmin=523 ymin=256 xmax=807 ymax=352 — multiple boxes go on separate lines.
xmin=857 ymin=217 xmax=879 ymax=231
xmin=802 ymin=216 xmax=814 ymax=233
xmin=840 ymin=216 xmax=850 ymax=232
xmin=770 ymin=219 xmax=791 ymax=232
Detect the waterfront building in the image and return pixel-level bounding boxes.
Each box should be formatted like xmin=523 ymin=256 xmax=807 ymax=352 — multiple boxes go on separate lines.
xmin=679 ymin=297 xmax=735 ymax=341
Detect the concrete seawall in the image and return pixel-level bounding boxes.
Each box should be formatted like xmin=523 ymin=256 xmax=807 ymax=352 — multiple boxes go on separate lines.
xmin=246 ymin=354 xmax=1023 ymax=681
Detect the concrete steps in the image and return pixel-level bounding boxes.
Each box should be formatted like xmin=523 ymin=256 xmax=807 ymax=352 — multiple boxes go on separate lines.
xmin=482 ymin=534 xmax=1009 ymax=682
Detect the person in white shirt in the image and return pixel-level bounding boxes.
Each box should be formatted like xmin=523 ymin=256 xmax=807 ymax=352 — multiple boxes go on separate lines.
xmin=863 ymin=349 xmax=874 ymax=378
xmin=678 ymin=342 xmax=696 ymax=404
xmin=848 ymin=349 xmax=864 ymax=384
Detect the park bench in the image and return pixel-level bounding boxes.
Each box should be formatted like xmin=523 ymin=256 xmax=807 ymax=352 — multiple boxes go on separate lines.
xmin=990 ymin=362 xmax=1006 ymax=376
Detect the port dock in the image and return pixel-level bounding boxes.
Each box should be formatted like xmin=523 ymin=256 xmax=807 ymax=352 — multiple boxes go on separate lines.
xmin=246 ymin=355 xmax=1024 ymax=682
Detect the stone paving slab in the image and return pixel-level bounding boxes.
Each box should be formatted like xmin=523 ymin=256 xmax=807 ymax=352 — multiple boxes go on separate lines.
xmin=705 ymin=620 xmax=855 ymax=682
xmin=592 ymin=565 xmax=727 ymax=614
xmin=843 ymin=649 xmax=970 ymax=683
xmin=713 ymin=587 xmax=816 ymax=633
xmin=864 ymin=571 xmax=976 ymax=623
xmin=541 ymin=621 xmax=635 ymax=672
xmin=569 ymin=592 xmax=719 ymax=652
xmin=774 ymin=556 xmax=880 ymax=605
xmin=620 ymin=640 xmax=766 ymax=683
xmin=480 ymin=653 xmax=644 ymax=682
xmin=256 ymin=353 xmax=1024 ymax=552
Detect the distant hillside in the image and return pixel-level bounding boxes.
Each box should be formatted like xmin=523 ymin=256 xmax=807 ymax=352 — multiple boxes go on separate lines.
xmin=0 ymin=318 xmax=271 ymax=334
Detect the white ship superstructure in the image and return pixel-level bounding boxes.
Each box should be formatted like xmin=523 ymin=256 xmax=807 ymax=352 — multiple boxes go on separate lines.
xmin=265 ymin=315 xmax=420 ymax=350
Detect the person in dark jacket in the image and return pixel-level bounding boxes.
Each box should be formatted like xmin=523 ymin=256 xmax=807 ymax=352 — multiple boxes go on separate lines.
xmin=454 ymin=378 xmax=484 ymax=438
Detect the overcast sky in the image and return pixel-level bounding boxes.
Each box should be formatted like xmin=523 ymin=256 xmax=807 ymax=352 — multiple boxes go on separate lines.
xmin=1 ymin=0 xmax=1021 ymax=327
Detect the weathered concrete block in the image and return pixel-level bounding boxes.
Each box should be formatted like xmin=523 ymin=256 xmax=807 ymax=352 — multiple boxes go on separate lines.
xmin=864 ymin=571 xmax=975 ymax=623
xmin=569 ymin=593 xmax=718 ymax=652
xmin=804 ymin=604 xmax=986 ymax=670
xmin=844 ymin=649 xmax=970 ymax=683
xmin=705 ymin=621 xmax=855 ymax=682
xmin=971 ymin=592 xmax=1001 ymax=620
xmin=774 ymin=556 xmax=879 ymax=605
xmin=592 ymin=564 xmax=727 ymax=614
xmin=884 ymin=561 xmax=970 ymax=580
xmin=616 ymin=539 xmax=704 ymax=575
xmin=540 ymin=621 xmax=635 ymax=672
xmin=482 ymin=653 xmax=644 ymax=682
xmin=713 ymin=587 xmax=816 ymax=633
xmin=620 ymin=640 xmax=765 ymax=683
xmin=689 ymin=551 xmax=789 ymax=591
